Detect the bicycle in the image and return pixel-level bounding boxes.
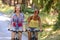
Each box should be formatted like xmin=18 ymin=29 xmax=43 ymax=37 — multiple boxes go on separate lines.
xmin=27 ymin=28 xmax=43 ymax=40
xmin=8 ymin=29 xmax=24 ymax=40
xmin=8 ymin=28 xmax=43 ymax=40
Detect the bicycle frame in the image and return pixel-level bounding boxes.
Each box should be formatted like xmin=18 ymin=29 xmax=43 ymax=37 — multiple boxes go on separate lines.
xmin=31 ymin=31 xmax=36 ymax=40
xmin=28 ymin=28 xmax=40 ymax=40
xmin=8 ymin=29 xmax=23 ymax=40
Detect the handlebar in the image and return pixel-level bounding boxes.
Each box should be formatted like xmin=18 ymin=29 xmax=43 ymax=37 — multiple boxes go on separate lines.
xmin=27 ymin=29 xmax=43 ymax=32
xmin=8 ymin=29 xmax=43 ymax=32
xmin=8 ymin=29 xmax=24 ymax=33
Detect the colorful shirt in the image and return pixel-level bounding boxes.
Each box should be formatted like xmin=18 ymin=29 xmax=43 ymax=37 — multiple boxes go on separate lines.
xmin=10 ymin=12 xmax=24 ymax=27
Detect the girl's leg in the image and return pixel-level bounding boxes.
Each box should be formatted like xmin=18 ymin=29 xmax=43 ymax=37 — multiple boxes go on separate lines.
xmin=35 ymin=32 xmax=38 ymax=40
xmin=28 ymin=31 xmax=31 ymax=40
xmin=18 ymin=32 xmax=22 ymax=40
xmin=11 ymin=32 xmax=16 ymax=40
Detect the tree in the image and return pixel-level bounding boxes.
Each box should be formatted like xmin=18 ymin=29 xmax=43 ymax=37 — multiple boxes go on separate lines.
xmin=53 ymin=0 xmax=60 ymax=30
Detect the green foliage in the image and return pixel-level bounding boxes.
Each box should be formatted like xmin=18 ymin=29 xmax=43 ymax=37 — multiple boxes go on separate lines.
xmin=55 ymin=1 xmax=60 ymax=11
xmin=43 ymin=0 xmax=53 ymax=13
xmin=0 ymin=5 xmax=13 ymax=14
xmin=24 ymin=8 xmax=34 ymax=13
xmin=21 ymin=4 xmax=26 ymax=13
xmin=53 ymin=12 xmax=60 ymax=31
xmin=53 ymin=1 xmax=60 ymax=31
xmin=39 ymin=0 xmax=44 ymax=8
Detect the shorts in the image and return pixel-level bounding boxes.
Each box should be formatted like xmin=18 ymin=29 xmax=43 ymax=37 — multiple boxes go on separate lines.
xmin=11 ymin=26 xmax=23 ymax=32
xmin=26 ymin=27 xmax=39 ymax=31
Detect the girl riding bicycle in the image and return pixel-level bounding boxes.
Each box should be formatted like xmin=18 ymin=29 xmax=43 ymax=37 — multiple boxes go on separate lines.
xmin=9 ymin=4 xmax=24 ymax=40
xmin=27 ymin=9 xmax=42 ymax=40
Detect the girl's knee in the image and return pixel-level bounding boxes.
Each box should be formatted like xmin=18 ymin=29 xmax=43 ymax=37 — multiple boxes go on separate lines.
xmin=18 ymin=32 xmax=22 ymax=37
xmin=18 ymin=32 xmax=22 ymax=40
xmin=11 ymin=32 xmax=16 ymax=38
xmin=11 ymin=38 xmax=15 ymax=40
xmin=18 ymin=32 xmax=22 ymax=35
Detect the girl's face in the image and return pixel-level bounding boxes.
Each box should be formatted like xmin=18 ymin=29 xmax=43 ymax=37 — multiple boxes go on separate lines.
xmin=15 ymin=7 xmax=21 ymax=12
xmin=34 ymin=10 xmax=39 ymax=16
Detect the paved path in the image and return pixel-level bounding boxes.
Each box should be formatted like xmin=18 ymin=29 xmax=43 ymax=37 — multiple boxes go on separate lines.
xmin=0 ymin=12 xmax=28 ymax=40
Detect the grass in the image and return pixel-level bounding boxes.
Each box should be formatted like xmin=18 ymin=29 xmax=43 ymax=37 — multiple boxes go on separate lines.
xmin=38 ymin=29 xmax=60 ymax=40
xmin=45 ymin=30 xmax=60 ymax=40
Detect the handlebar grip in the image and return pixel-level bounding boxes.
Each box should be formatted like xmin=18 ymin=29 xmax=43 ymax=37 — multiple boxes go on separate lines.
xmin=8 ymin=29 xmax=10 ymax=31
xmin=40 ymin=30 xmax=43 ymax=32
xmin=8 ymin=29 xmax=13 ymax=31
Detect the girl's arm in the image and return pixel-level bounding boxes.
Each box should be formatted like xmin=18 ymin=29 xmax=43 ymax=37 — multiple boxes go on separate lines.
xmin=27 ymin=16 xmax=32 ymax=27
xmin=8 ymin=14 xmax=14 ymax=29
xmin=38 ymin=16 xmax=42 ymax=30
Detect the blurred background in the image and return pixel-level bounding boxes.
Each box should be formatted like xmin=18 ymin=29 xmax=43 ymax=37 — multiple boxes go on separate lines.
xmin=0 ymin=0 xmax=60 ymax=40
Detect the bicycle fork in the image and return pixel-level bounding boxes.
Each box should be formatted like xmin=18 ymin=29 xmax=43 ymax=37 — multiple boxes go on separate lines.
xmin=31 ymin=32 xmax=36 ymax=40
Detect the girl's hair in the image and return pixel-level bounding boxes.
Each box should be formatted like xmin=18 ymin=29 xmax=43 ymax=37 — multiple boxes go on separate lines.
xmin=14 ymin=4 xmax=22 ymax=13
xmin=34 ymin=9 xmax=39 ymax=14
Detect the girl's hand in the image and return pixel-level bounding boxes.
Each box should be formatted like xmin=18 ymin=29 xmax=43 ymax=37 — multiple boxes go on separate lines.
xmin=8 ymin=25 xmax=11 ymax=31
xmin=23 ymin=24 xmax=26 ymax=32
xmin=23 ymin=27 xmax=26 ymax=32
xmin=8 ymin=25 xmax=11 ymax=29
xmin=40 ymin=28 xmax=43 ymax=32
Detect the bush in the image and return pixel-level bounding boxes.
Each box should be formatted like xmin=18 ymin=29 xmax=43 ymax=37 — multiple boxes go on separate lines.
xmin=24 ymin=8 xmax=34 ymax=13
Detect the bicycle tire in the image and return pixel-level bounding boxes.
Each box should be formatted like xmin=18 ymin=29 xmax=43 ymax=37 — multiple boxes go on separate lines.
xmin=15 ymin=38 xmax=19 ymax=40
